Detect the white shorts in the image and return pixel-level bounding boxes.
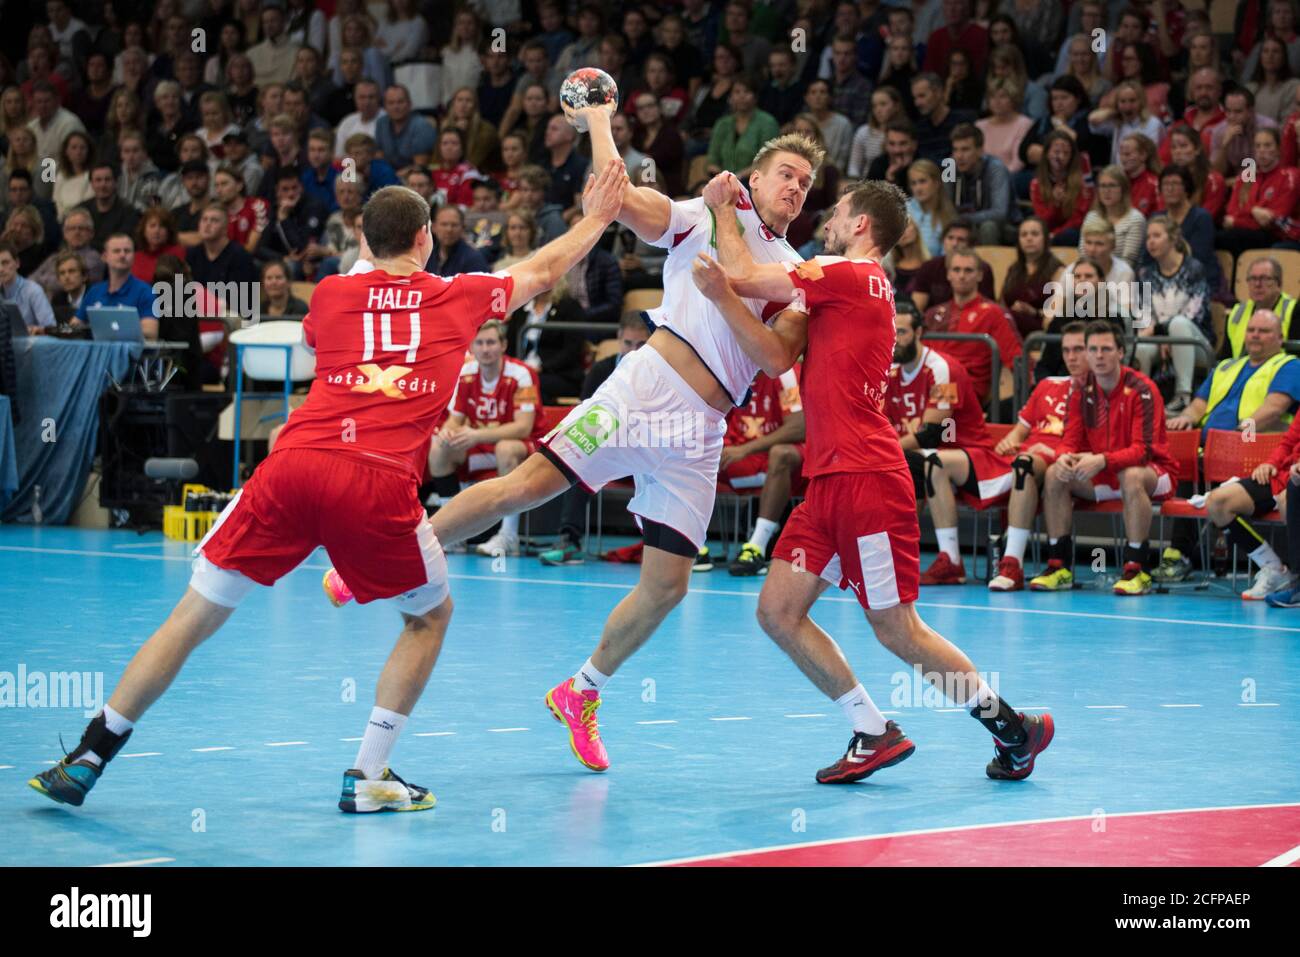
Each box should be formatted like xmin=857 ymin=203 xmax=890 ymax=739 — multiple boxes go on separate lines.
xmin=541 ymin=345 xmax=726 ymax=548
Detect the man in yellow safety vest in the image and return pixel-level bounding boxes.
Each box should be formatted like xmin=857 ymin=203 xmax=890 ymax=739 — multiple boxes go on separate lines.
xmin=1219 ymin=257 xmax=1296 ymax=360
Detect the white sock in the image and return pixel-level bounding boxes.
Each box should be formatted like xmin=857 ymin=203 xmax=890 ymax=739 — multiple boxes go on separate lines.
xmin=353 ymin=706 xmax=408 ymax=779
xmin=500 ymin=513 xmax=519 ymax=537
xmin=1251 ymin=543 xmax=1285 ymax=573
xmin=573 ymin=658 xmax=610 ymax=693
xmin=959 ymin=677 xmax=1000 ymax=713
xmin=748 ymin=517 xmax=780 ymax=552
xmin=1127 ymin=541 xmax=1144 ymax=551
xmin=1004 ymin=526 xmax=1030 ymax=564
xmin=936 ymin=526 xmax=961 ymax=562
xmin=103 ymin=704 xmax=134 ymax=734
xmin=835 ymin=684 xmax=888 ymax=735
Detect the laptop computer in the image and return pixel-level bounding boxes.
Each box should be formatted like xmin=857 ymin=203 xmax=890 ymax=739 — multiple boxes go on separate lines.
xmin=2 ymin=302 xmax=28 ymax=338
xmin=88 ymin=306 xmax=143 ymax=343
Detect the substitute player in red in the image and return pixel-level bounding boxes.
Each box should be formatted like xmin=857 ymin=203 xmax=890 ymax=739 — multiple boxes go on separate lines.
xmin=693 ymin=174 xmax=1054 ymax=783
xmin=722 ymin=366 xmax=806 ymax=575
xmin=431 ymin=318 xmax=547 ymax=557
xmin=885 ymin=312 xmax=1013 ymax=586
xmin=1030 ymin=320 xmax=1180 ymax=596
xmin=28 ymin=162 xmax=628 ymax=812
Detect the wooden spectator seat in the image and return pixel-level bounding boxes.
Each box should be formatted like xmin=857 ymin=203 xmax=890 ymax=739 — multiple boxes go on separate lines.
xmin=1208 ymin=0 xmax=1235 ymax=35
xmin=623 ymin=289 xmax=664 ymax=313
xmin=1051 ymin=246 xmax=1078 ymax=268
xmin=290 ymin=281 xmax=317 ymax=307
xmin=975 ymin=245 xmax=1017 ymax=299
xmin=1235 ymin=249 xmax=1300 ymax=303
xmin=593 ymin=338 xmax=621 ymax=362
xmin=686 ymin=155 xmax=711 ymax=193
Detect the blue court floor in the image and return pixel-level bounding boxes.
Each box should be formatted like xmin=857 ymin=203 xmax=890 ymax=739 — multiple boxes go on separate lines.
xmin=1 ymin=526 xmax=1297 ymax=866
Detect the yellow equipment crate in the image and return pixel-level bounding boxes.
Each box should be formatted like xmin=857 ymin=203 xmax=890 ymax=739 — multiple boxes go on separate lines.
xmin=163 ymin=484 xmax=222 ymax=542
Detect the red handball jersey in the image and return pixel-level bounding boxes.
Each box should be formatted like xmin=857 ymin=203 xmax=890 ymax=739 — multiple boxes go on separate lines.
xmin=725 ymin=365 xmax=802 ymax=446
xmin=1059 ymin=365 xmax=1179 ymax=477
xmin=227 ymin=196 xmax=269 ymax=247
xmin=885 ymin=347 xmax=997 ymax=451
xmin=784 ymin=256 xmax=905 ymax=476
xmin=450 ymin=355 xmax=547 ymax=441
xmin=922 ymin=294 xmax=1022 ymax=402
xmin=272 ymin=268 xmax=513 ymax=481
xmin=1018 ymin=375 xmax=1075 ymax=453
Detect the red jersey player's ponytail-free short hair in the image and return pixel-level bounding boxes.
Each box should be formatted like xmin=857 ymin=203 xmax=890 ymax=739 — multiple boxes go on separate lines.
xmin=845 ymin=179 xmax=909 ymax=255
xmin=362 ymin=185 xmax=432 ymax=259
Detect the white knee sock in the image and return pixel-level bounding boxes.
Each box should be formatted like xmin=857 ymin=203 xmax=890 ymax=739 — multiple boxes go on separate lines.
xmin=500 ymin=512 xmax=519 ymax=537
xmin=1251 ymin=542 xmax=1285 ymax=573
xmin=353 ymin=706 xmax=408 ymax=779
xmin=572 ymin=658 xmax=610 ymax=694
xmin=1004 ymin=526 xmax=1030 ymax=563
xmin=747 ymin=517 xmax=780 ymax=552
xmin=936 ymin=526 xmax=961 ymax=562
xmin=835 ymin=684 xmax=888 ymax=736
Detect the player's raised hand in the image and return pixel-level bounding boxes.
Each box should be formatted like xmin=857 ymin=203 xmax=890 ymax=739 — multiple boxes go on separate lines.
xmin=702 ymin=171 xmax=740 ymax=210
xmin=581 ymin=158 xmax=629 ymax=225
xmin=691 ymin=253 xmax=733 ymax=299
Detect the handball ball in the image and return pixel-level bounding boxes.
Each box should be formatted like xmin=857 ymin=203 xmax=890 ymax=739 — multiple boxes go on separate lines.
xmin=560 ymin=68 xmax=619 ymax=132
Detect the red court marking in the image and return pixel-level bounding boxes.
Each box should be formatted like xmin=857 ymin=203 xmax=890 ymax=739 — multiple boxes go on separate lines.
xmin=668 ymin=805 xmax=1300 ymax=867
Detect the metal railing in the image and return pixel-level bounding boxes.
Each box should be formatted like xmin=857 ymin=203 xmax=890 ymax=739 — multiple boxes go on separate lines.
xmin=923 ymin=332 xmax=1002 ymax=422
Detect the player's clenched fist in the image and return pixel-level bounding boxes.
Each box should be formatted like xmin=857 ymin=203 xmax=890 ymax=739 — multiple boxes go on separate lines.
xmin=702 ymin=171 xmax=741 ymax=210
xmin=581 ymin=159 xmax=630 ymax=225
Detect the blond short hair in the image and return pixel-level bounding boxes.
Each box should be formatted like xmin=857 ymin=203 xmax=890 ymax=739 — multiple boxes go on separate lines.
xmin=752 ymin=132 xmax=825 ymax=177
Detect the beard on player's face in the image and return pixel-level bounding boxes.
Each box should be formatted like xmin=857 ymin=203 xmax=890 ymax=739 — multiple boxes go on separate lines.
xmin=893 ymin=337 xmax=917 ymax=364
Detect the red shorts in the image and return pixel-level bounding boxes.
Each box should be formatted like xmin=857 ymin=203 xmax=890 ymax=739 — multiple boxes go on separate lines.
xmin=1089 ymin=464 xmax=1175 ymax=502
xmin=720 ymin=444 xmax=809 ymax=492
xmin=199 ymin=448 xmax=440 ymax=604
xmin=772 ymin=468 xmax=920 ymax=611
xmin=461 ymin=438 xmax=539 ymax=482
xmin=955 ymin=446 xmax=1014 ymax=508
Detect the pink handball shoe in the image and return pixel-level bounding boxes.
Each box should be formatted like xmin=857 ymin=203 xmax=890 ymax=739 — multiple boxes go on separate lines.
xmin=322 ymin=567 xmax=354 ymax=607
xmin=544 ymin=678 xmax=610 ymax=771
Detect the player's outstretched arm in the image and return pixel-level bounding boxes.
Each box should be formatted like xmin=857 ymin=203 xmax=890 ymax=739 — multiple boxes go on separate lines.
xmin=704 ymin=173 xmax=797 ymax=303
xmin=692 ymin=253 xmax=806 ymax=376
xmin=580 ymin=106 xmax=671 ymax=242
xmin=502 ymin=159 xmax=628 ymax=313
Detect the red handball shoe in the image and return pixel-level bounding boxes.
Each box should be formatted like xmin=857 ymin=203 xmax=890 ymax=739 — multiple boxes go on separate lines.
xmin=987 ymin=556 xmax=1024 ymax=592
xmin=920 ymin=551 xmax=966 ymax=585
xmin=816 ymin=722 xmax=916 ymax=784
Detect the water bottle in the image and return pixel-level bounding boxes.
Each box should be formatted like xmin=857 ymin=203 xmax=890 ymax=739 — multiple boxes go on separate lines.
xmin=31 ymin=484 xmax=43 ymax=525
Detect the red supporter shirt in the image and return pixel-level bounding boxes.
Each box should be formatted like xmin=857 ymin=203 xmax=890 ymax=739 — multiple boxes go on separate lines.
xmin=273 ymin=268 xmax=513 ymax=481
xmin=1157 ymin=108 xmax=1226 ymax=165
xmin=1030 ymin=178 xmax=1094 ymax=234
xmin=885 ymin=346 xmax=996 ymax=452
xmin=921 ymin=293 xmax=1022 ymax=402
xmin=227 ymin=196 xmax=269 ymax=247
xmin=1017 ymin=375 xmax=1075 ymax=456
xmin=784 ymin=256 xmax=905 ymax=477
xmin=1227 ymin=163 xmax=1300 ymax=240
xmin=1282 ymin=112 xmax=1300 ymax=168
xmin=433 ymin=163 xmax=478 ymax=207
xmin=725 ymin=366 xmax=802 ymax=446
xmin=1266 ymin=414 xmax=1300 ymax=471
xmin=450 ymin=354 xmax=547 ymax=442
xmin=1129 ymin=169 xmax=1160 ymax=218
xmin=1058 ymin=366 xmax=1179 ymax=477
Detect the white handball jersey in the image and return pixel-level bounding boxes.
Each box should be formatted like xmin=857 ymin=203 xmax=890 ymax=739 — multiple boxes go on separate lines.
xmin=646 ymin=189 xmax=804 ymax=406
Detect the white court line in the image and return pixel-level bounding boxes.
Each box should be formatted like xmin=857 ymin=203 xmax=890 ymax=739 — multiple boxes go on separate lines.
xmin=632 ymin=801 xmax=1300 ymax=867
xmin=1240 ymin=702 xmax=1281 ymax=707
xmin=1086 ymin=705 xmax=1127 ymax=709
xmin=339 ymin=737 xmax=363 ymax=742
xmin=646 ymin=743 xmax=676 ymax=751
xmin=118 ymin=752 xmax=161 ymax=758
xmin=0 ymin=765 xmax=13 ymax=770
xmin=488 ymin=727 xmax=529 ymax=733
xmin=8 ymin=544 xmax=1296 ymax=634
xmin=934 ymin=708 xmax=963 ymax=713
xmin=191 ymin=746 xmax=234 ymax=753
xmin=881 ymin=710 xmax=901 ymax=715
xmin=265 ymin=741 xmax=308 ymax=746
xmin=1160 ymin=704 xmax=1203 ymax=709
xmin=412 ymin=731 xmax=456 ymax=737
xmin=708 ymin=716 xmax=751 ymax=722
xmin=111 ymin=542 xmax=170 ymax=549
xmin=1020 ymin=706 xmax=1051 ymax=711
xmin=1262 ymin=843 xmax=1300 ymax=867
xmin=636 ymin=719 xmax=678 ymax=725
xmin=784 ymin=713 xmax=826 ymax=719
xmin=94 ymin=857 xmax=175 ymax=867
